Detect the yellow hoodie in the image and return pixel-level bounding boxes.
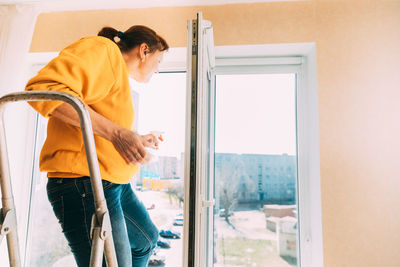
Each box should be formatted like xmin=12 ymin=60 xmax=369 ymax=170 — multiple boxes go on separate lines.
xmin=25 ymin=36 xmax=139 ymax=184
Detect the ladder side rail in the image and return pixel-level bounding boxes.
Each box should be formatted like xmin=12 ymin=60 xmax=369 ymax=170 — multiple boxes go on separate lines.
xmin=0 ymin=91 xmax=117 ymax=267
xmin=0 ymin=100 xmax=21 ymax=267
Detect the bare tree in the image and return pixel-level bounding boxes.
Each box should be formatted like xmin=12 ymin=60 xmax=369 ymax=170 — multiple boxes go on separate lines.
xmin=166 ymin=182 xmax=184 ymax=208
xmin=215 ymin=155 xmax=255 ymax=225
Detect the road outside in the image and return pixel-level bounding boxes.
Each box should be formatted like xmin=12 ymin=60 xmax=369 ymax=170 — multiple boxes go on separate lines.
xmin=139 ymin=189 xmax=296 ymax=267
xmin=137 ymin=189 xmax=184 ymax=267
xmin=51 ymin=188 xmax=185 ymax=267
xmin=214 ymin=210 xmax=296 ymax=267
xmin=48 ymin=188 xmax=297 ymax=267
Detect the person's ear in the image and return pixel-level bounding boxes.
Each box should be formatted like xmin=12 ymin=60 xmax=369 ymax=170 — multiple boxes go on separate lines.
xmin=139 ymin=43 xmax=149 ymax=62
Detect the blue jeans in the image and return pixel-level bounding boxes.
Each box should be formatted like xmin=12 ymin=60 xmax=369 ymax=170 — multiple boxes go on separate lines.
xmin=47 ymin=176 xmax=158 ymax=267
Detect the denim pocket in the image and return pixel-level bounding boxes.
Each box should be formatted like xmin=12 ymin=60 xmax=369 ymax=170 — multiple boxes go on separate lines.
xmin=102 ymin=180 xmax=113 ymax=191
xmin=46 ymin=180 xmax=75 ymax=195
xmin=82 ymin=179 xmax=114 ymax=196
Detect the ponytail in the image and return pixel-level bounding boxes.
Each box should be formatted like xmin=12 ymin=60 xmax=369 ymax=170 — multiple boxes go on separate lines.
xmin=98 ymin=25 xmax=169 ymax=53
xmin=98 ymin=27 xmax=119 ymax=42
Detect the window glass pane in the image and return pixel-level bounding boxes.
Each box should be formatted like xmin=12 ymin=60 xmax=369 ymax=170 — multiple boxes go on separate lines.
xmin=28 ymin=72 xmax=186 ymax=266
xmin=28 ymin=117 xmax=73 ymax=267
xmin=28 ymin=177 xmax=72 ymax=267
xmin=131 ymin=72 xmax=186 ymax=267
xmin=213 ymin=73 xmax=298 ymax=267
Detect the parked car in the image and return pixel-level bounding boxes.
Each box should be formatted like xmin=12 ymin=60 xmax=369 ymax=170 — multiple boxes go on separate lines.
xmin=157 ymin=238 xmax=171 ymax=248
xmin=135 ymin=185 xmax=142 ymax=191
xmin=148 ymin=252 xmax=165 ymax=266
xmin=218 ymin=209 xmax=233 ymax=217
xmin=159 ymin=229 xmax=181 ymax=239
xmin=149 ymin=246 xmax=165 ymax=266
xmin=173 ymin=213 xmax=184 ymax=226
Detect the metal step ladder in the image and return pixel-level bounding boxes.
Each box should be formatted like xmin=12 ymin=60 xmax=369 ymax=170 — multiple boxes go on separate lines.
xmin=0 ymin=91 xmax=118 ymax=267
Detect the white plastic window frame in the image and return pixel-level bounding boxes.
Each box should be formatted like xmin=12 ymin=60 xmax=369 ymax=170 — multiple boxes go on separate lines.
xmin=26 ymin=43 xmax=323 ymax=267
xmin=212 ymin=43 xmax=324 ymax=267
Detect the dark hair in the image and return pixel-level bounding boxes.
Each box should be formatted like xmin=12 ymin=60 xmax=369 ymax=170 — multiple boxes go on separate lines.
xmin=98 ymin=25 xmax=169 ymax=53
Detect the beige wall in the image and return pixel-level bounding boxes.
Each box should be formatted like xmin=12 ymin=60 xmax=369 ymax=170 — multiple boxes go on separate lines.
xmin=30 ymin=1 xmax=400 ymax=267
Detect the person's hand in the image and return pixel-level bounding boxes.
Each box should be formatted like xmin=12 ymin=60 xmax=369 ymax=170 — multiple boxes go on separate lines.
xmin=110 ymin=127 xmax=151 ymax=165
xmin=141 ymin=134 xmax=160 ymax=149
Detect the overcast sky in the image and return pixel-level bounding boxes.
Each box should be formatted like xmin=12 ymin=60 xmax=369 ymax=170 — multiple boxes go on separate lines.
xmin=131 ymin=72 xmax=296 ymax=158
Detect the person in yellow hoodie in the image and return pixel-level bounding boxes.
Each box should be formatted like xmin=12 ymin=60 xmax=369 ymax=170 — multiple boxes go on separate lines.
xmin=25 ymin=25 xmax=169 ymax=267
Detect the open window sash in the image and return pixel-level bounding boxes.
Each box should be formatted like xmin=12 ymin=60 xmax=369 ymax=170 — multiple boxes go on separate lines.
xmin=183 ymin=12 xmax=216 ymax=267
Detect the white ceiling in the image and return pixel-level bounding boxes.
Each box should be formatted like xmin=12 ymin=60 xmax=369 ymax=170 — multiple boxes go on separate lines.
xmin=0 ymin=0 xmax=298 ymax=12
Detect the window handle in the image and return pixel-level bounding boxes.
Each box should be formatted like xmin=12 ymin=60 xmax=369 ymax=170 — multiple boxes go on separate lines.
xmin=202 ymin=199 xmax=215 ymax=207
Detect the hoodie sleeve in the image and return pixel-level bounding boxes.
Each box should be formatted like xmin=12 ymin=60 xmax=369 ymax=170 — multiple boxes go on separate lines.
xmin=25 ymin=38 xmax=116 ymax=118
